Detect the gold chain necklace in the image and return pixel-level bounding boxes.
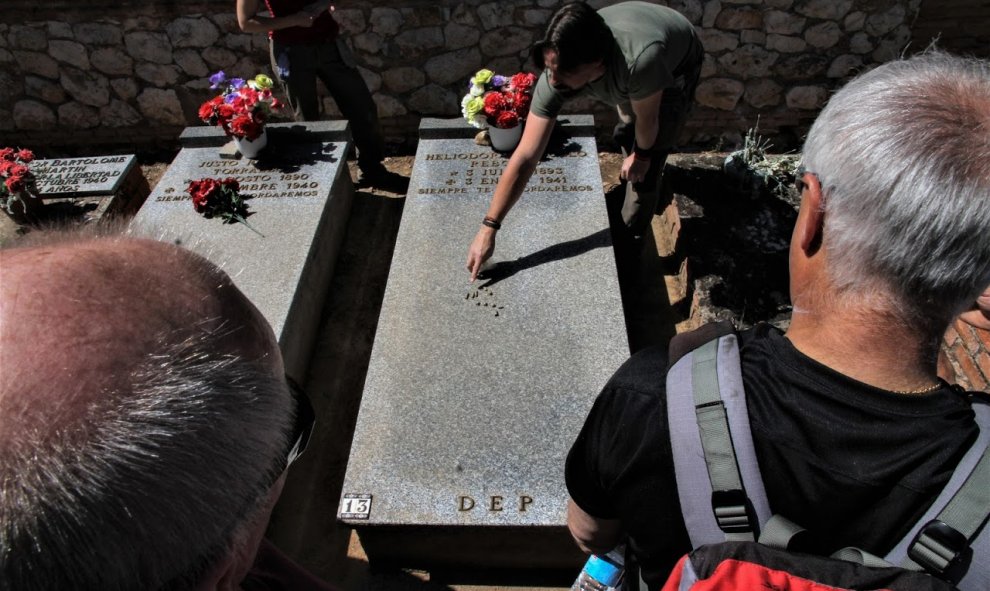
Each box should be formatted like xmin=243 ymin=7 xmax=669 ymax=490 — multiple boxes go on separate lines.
xmin=891 ymin=381 xmax=943 ymax=395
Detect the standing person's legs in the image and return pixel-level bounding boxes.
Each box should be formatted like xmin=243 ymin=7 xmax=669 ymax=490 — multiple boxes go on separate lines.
xmin=616 ymin=43 xmax=703 ymax=240
xmin=270 ymin=41 xmax=321 ymax=121
xmin=314 ymin=40 xmax=385 ymax=175
xmin=615 ymin=99 xmax=670 ymax=240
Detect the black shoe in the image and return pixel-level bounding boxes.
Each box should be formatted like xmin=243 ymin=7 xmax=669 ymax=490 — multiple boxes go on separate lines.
xmin=358 ymin=165 xmax=409 ymax=193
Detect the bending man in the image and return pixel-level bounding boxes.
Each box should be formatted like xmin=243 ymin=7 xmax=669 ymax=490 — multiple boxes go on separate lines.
xmin=466 ymin=0 xmax=703 ymax=280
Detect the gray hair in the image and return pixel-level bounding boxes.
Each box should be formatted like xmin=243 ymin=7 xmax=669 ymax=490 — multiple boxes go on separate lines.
xmin=801 ymin=51 xmax=990 ymax=330
xmin=0 ymin=329 xmax=294 ymax=590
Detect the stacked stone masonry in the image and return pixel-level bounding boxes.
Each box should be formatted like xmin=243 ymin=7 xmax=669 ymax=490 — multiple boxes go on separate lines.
xmin=4 ymin=0 xmax=986 ymax=150
xmin=943 ymin=320 xmax=990 ymax=393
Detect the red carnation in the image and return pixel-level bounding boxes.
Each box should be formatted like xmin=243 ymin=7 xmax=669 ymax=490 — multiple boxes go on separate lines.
xmin=217 ymin=103 xmax=236 ymax=119
xmin=191 ymin=190 xmax=209 ymax=212
xmin=222 ymin=177 xmax=239 ymax=191
xmin=509 ymin=72 xmax=537 ymax=92
xmin=229 ymin=114 xmax=262 ymax=140
xmin=15 ymin=149 xmax=34 ymax=163
xmin=0 ymin=160 xmax=12 ymax=175
xmin=483 ymin=92 xmax=508 ymax=117
xmin=5 ymin=175 xmax=25 ymax=193
xmin=8 ymin=164 xmax=28 ymax=178
xmin=198 ymin=101 xmax=216 ymax=122
xmin=513 ymin=92 xmax=531 ymax=115
xmin=0 ymin=148 xmax=14 ymax=161
xmin=495 ymin=111 xmax=519 ymax=129
xmin=188 ymin=178 xmax=220 ymax=212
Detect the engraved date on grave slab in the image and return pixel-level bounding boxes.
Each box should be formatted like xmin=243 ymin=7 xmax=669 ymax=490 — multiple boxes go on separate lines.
xmin=417 ymin=151 xmax=593 ymax=195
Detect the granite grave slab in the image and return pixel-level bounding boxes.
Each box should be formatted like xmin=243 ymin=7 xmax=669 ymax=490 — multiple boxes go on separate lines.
xmin=28 ymin=154 xmax=149 ymax=221
xmin=339 ymin=116 xmax=629 ymax=572
xmin=131 ymin=121 xmax=354 ymax=381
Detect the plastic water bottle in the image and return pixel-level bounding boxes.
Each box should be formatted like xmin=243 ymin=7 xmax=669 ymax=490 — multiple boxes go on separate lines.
xmin=572 ymin=546 xmax=625 ymax=591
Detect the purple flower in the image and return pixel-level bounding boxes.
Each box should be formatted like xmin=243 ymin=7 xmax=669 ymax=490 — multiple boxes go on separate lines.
xmin=491 ymin=75 xmax=507 ymax=88
xmin=224 ymin=93 xmax=238 ymax=104
xmin=229 ymin=78 xmax=246 ymax=90
xmin=209 ymin=71 xmax=226 ymax=89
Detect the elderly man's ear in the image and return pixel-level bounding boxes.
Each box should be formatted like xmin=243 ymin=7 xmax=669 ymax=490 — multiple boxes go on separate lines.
xmin=194 ymin=474 xmax=288 ymax=591
xmin=795 ymin=172 xmax=825 ymax=256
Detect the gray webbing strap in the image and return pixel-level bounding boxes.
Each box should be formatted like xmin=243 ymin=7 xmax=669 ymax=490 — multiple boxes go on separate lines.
xmin=831 ymin=547 xmax=894 ymax=569
xmin=932 ymin=449 xmax=990 ymax=539
xmin=904 ymin=444 xmax=990 ymax=576
xmin=692 ymin=339 xmax=753 ymax=542
xmin=885 ymin=403 xmax=990 ymax=589
xmin=758 ymin=514 xmax=806 ymax=551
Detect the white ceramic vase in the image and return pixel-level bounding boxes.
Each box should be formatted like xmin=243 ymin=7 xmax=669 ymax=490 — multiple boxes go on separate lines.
xmin=234 ymin=127 xmax=268 ymax=159
xmin=488 ymin=124 xmax=522 ymax=152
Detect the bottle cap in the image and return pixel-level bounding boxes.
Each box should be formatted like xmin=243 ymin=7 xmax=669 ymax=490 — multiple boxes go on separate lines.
xmin=585 ymin=554 xmax=623 ymax=587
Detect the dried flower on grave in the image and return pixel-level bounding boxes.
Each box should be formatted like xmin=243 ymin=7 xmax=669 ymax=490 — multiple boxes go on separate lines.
xmin=461 ymin=69 xmax=536 ymax=130
xmin=199 ymin=72 xmax=283 ymax=141
xmin=0 ymin=146 xmax=41 ymax=216
xmin=186 ymin=176 xmax=262 ymax=236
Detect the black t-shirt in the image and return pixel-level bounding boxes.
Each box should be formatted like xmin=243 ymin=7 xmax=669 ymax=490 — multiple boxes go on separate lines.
xmin=565 ymin=324 xmax=979 ymax=589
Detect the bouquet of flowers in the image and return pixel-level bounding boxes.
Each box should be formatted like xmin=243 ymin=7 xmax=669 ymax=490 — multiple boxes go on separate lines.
xmin=0 ymin=147 xmax=41 ymax=217
xmin=198 ymin=72 xmax=282 ymax=141
xmin=462 ymin=69 xmax=537 ymax=130
xmin=186 ymin=176 xmax=262 ymax=236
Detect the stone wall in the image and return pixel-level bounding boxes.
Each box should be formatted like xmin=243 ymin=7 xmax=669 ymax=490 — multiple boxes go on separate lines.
xmin=0 ymin=0 xmax=974 ymax=152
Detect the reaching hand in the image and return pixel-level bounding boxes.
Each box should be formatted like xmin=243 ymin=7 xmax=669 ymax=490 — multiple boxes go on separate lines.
xmin=466 ymin=226 xmax=497 ymax=282
xmin=620 ymin=153 xmax=650 ymax=184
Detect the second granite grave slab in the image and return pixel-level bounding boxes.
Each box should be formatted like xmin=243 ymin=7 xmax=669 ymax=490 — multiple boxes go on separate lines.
xmin=340 ymin=117 xmax=629 ymax=572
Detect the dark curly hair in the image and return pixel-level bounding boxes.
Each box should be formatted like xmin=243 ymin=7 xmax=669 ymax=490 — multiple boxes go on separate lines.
xmin=531 ymin=1 xmax=614 ymax=73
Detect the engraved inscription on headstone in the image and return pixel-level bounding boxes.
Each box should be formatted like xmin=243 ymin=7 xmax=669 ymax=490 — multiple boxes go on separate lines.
xmin=417 ymin=153 xmax=595 ymax=197
xmin=152 ymin=160 xmax=325 ymax=204
xmin=131 ymin=122 xmax=354 ymax=381
xmin=339 ymin=117 xmax=628 ymax=570
xmin=31 ymin=155 xmax=136 ymax=196
xmin=24 ymin=154 xmax=148 ymax=221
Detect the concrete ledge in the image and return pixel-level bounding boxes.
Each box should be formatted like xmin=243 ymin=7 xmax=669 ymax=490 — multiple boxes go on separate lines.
xmin=419 ymin=115 xmax=596 ymax=140
xmin=179 ymin=120 xmax=352 ymax=148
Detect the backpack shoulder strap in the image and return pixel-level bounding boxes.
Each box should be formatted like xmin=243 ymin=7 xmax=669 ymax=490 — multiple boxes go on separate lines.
xmin=666 ymin=322 xmax=771 ymax=547
xmin=885 ymin=399 xmax=990 ymax=589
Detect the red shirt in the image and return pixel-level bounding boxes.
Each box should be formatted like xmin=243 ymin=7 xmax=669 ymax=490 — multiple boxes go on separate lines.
xmin=264 ymin=0 xmax=339 ymax=45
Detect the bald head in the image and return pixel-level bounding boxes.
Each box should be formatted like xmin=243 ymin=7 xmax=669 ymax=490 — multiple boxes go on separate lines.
xmin=0 ymin=235 xmax=293 ymax=590
xmin=0 ymin=238 xmax=277 ymax=393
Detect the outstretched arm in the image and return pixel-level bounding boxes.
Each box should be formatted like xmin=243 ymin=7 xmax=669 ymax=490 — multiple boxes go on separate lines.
xmin=236 ymin=0 xmax=328 ymax=33
xmin=466 ymin=112 xmax=556 ymax=281
xmin=619 ymin=90 xmax=663 ymax=184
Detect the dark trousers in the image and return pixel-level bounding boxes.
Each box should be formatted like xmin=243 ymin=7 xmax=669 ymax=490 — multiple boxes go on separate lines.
xmin=613 ymin=38 xmax=703 ymax=239
xmin=270 ymin=39 xmax=385 ymax=171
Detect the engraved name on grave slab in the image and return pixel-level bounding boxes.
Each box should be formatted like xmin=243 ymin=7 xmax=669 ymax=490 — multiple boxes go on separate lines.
xmin=132 ymin=122 xmax=353 ymax=380
xmin=31 ymin=155 xmax=136 ymax=196
xmin=25 ymin=154 xmax=149 ymax=221
xmin=339 ymin=117 xmax=628 ymax=570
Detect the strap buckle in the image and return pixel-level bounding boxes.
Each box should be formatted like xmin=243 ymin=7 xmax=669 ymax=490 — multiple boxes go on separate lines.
xmin=908 ymin=519 xmax=970 ymax=582
xmin=711 ymin=489 xmax=755 ymax=534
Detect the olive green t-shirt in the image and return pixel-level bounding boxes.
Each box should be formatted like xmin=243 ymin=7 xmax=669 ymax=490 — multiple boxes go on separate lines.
xmin=531 ymin=1 xmax=697 ymax=119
